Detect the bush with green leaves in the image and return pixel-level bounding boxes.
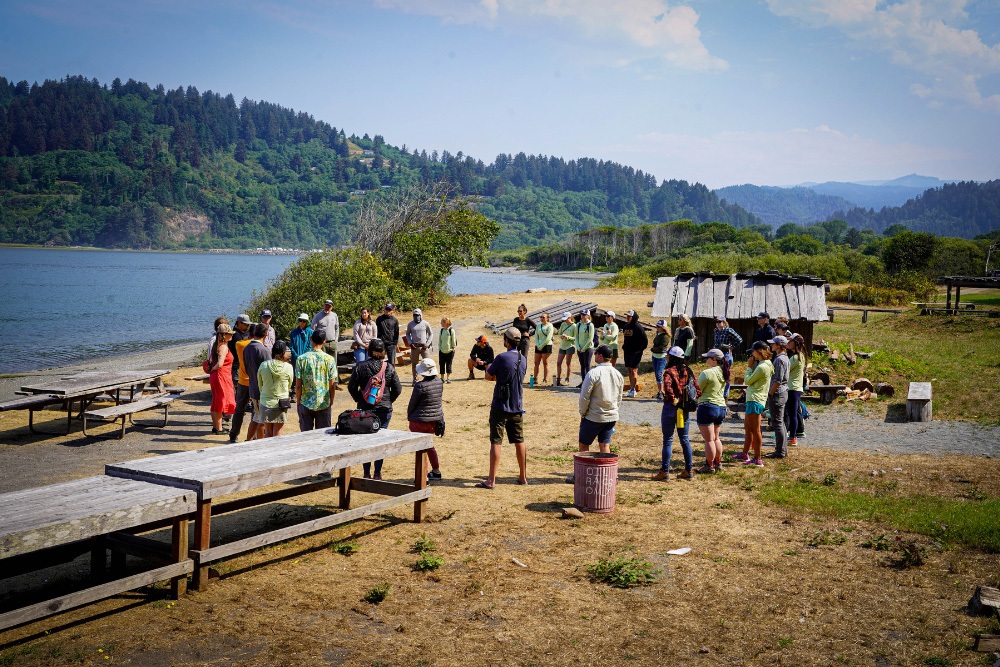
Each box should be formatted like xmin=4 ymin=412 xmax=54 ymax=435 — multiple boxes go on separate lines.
xmin=586 ymin=552 xmax=659 ymax=589
xmin=364 ymin=582 xmax=391 ymax=604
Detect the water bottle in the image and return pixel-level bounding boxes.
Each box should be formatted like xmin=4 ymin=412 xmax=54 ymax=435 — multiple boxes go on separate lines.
xmin=366 ymin=385 xmax=379 ymax=405
xmin=676 ymin=409 xmax=685 ymax=429
xmin=529 ymin=375 xmax=535 ymax=388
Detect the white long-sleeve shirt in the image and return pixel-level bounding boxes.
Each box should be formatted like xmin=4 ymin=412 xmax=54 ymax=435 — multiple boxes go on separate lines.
xmin=579 ymin=362 xmax=624 ymax=423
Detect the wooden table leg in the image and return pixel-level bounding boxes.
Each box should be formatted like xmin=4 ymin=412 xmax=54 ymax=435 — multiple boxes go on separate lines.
xmin=90 ymin=536 xmax=107 ymax=578
xmin=193 ymin=499 xmax=212 ymax=592
xmin=413 ymin=450 xmax=427 ymax=523
xmin=338 ymin=468 xmax=351 ymax=510
xmin=171 ymin=516 xmax=189 ymax=598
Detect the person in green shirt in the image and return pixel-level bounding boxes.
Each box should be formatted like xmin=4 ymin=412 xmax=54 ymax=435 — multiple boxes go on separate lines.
xmin=733 ymin=341 xmax=773 ymax=467
xmin=785 ymin=333 xmax=807 ymax=445
xmin=531 ymin=312 xmax=554 ymax=386
xmin=438 ymin=316 xmax=458 ymax=384
xmin=600 ymin=311 xmax=620 ymax=366
xmin=555 ymin=312 xmax=577 ymax=387
xmin=255 ymin=341 xmax=295 ymax=439
xmin=650 ymin=320 xmax=670 ymax=401
xmin=695 ymin=348 xmax=730 ymax=474
xmin=575 ymin=310 xmax=596 ymax=381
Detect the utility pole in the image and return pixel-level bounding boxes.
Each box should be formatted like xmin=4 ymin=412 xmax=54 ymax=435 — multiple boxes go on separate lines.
xmin=987 ymin=240 xmax=1000 ymax=276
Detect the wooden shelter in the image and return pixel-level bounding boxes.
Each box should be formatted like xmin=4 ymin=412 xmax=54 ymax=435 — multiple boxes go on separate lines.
xmin=935 ymin=276 xmax=1000 ymax=315
xmin=650 ymin=271 xmax=829 ymax=357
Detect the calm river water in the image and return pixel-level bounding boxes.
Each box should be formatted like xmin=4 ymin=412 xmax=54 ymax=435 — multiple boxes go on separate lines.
xmin=0 ymin=248 xmax=597 ymax=373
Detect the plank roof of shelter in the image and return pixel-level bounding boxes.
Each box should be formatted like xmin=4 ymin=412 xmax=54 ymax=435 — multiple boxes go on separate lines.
xmin=650 ymin=271 xmax=829 ymax=321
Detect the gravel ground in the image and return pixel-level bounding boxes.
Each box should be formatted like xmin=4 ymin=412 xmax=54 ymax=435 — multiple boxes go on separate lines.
xmin=617 ymin=395 xmax=1000 ymax=458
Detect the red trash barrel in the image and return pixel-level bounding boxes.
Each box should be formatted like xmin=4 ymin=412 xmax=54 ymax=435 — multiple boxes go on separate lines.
xmin=573 ymin=451 xmax=619 ymax=514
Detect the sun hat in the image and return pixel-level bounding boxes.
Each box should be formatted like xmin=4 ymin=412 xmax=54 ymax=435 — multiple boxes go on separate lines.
xmin=702 ymin=348 xmax=724 ymax=360
xmin=216 ymin=323 xmax=234 ymax=335
xmin=667 ymin=345 xmax=685 ymax=358
xmin=298 ymin=313 xmax=309 ymax=321
xmin=656 ymin=319 xmax=667 ymax=328
xmin=235 ymin=313 xmax=252 ymax=325
xmin=767 ymin=335 xmax=789 ymax=346
xmin=415 ymin=358 xmax=438 ymax=377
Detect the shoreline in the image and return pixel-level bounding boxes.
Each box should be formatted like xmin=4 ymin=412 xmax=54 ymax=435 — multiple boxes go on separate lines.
xmin=465 ymin=266 xmax=614 ymax=280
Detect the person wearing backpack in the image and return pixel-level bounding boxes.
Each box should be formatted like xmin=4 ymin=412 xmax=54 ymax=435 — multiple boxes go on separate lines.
xmin=654 ymin=346 xmax=700 ymax=481
xmin=347 ymin=338 xmax=402 ymax=480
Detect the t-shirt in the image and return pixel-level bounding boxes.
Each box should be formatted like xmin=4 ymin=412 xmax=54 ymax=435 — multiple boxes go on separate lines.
xmin=296 ymin=349 xmax=337 ymax=411
xmin=698 ymin=366 xmax=726 ymax=407
xmin=311 ymin=310 xmax=339 ymax=344
xmin=744 ymin=359 xmax=774 ymax=405
xmin=788 ymin=353 xmax=804 ymax=392
xmin=600 ymin=322 xmax=619 ymax=349
xmin=557 ymin=321 xmax=577 ymax=351
xmin=534 ymin=322 xmax=554 ymax=348
xmin=770 ymin=352 xmax=789 ymax=395
xmin=243 ymin=340 xmax=270 ymax=400
xmin=487 ymin=349 xmax=526 ymax=414
xmin=258 ymin=359 xmax=294 ymax=409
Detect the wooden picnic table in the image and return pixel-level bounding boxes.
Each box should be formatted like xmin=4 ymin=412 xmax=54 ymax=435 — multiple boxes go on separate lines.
xmin=14 ymin=369 xmax=170 ymax=435
xmin=106 ymin=428 xmax=433 ymax=591
xmin=0 ymin=475 xmax=196 ymax=631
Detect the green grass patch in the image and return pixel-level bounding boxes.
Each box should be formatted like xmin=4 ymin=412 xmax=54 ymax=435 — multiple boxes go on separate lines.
xmin=364 ymin=582 xmax=391 ymax=604
xmin=758 ymin=479 xmax=1000 ymax=552
xmin=586 ymin=551 xmax=660 ymax=588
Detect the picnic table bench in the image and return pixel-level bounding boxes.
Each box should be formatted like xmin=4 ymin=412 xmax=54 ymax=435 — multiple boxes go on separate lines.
xmin=805 ymin=384 xmax=848 ymax=404
xmin=83 ymin=392 xmax=177 ymax=440
xmin=107 ymin=428 xmax=433 ymax=591
xmin=0 ymin=476 xmax=196 ymax=631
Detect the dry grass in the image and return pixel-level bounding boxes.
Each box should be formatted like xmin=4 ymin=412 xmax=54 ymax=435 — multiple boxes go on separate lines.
xmin=2 ymin=287 xmax=999 ymax=666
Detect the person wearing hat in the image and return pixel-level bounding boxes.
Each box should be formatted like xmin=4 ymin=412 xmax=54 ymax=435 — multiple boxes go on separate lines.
xmin=695 ymin=349 xmax=730 ymax=474
xmin=476 ymin=328 xmax=527 ymax=488
xmin=208 ymin=323 xmax=236 ymax=435
xmin=288 ymin=313 xmax=313 ymax=397
xmin=375 ymin=303 xmax=400 ymax=367
xmin=229 ymin=313 xmax=253 ymax=390
xmin=600 ymin=311 xmax=620 ymax=366
xmin=555 ymin=312 xmax=577 ymax=387
xmin=650 ymin=319 xmax=671 ymax=401
xmin=575 ymin=309 xmax=596 ymax=381
xmin=733 ymin=341 xmax=773 ymax=467
xmin=712 ymin=315 xmax=743 ymax=398
xmin=766 ymin=335 xmax=790 ymax=459
xmin=655 ymin=345 xmax=700 ymax=480
xmin=348 ymin=338 xmax=402 ymax=479
xmin=567 ymin=344 xmax=624 ymax=483
xmin=467 ymin=334 xmax=495 ymax=379
xmin=260 ymin=309 xmax=276 ymax=355
xmin=406 ymin=308 xmax=433 ymax=385
xmin=621 ymin=310 xmax=648 ymax=398
xmin=784 ymin=333 xmax=807 ymax=446
xmin=311 ymin=300 xmax=340 ymax=358
xmin=530 ymin=312 xmax=554 ymax=386
xmin=754 ymin=312 xmax=776 ymax=345
xmin=672 ymin=314 xmax=695 ymax=360
xmin=408 ymin=357 xmax=445 ymax=481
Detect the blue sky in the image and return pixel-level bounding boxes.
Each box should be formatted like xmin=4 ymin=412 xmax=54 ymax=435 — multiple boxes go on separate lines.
xmin=1 ymin=0 xmax=998 ymax=189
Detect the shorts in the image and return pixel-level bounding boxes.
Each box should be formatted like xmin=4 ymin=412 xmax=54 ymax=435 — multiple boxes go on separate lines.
xmin=535 ymin=344 xmax=553 ymax=355
xmin=489 ymin=407 xmax=524 ymax=445
xmin=472 ymin=358 xmax=489 ymax=369
xmin=558 ymin=347 xmax=575 ymax=356
xmin=623 ymin=351 xmax=642 ymax=369
xmin=696 ymin=403 xmax=727 ymax=426
xmin=579 ymin=418 xmax=616 ymax=446
xmin=746 ymin=401 xmax=766 ymax=415
xmin=253 ymin=405 xmax=287 ymax=424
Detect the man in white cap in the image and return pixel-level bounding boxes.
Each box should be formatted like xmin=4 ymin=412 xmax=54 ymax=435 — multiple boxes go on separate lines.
xmin=312 ymin=299 xmax=339 ymax=358
xmin=260 ymin=309 xmax=276 ymax=354
xmin=555 ymin=311 xmax=577 ymax=387
xmin=406 ymin=308 xmax=433 ymax=384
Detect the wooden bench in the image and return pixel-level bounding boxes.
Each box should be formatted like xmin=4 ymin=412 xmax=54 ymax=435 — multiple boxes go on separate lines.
xmin=82 ymin=393 xmax=176 ymax=439
xmin=906 ymin=382 xmax=932 ymax=421
xmin=805 ymin=384 xmax=848 ymax=404
xmin=0 ymin=476 xmax=196 ymax=631
xmin=0 ymin=393 xmax=70 ymax=434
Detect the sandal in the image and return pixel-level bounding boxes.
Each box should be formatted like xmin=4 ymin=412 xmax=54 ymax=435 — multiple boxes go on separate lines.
xmin=474 ymin=480 xmax=495 ymax=489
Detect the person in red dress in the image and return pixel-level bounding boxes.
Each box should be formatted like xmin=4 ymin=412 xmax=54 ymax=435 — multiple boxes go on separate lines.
xmin=209 ymin=323 xmax=236 ymax=434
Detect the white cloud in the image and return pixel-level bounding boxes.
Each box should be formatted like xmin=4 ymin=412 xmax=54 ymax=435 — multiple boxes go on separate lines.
xmin=765 ymin=0 xmax=1000 ymax=112
xmin=371 ymin=0 xmax=728 ymax=71
xmin=611 ymin=125 xmax=960 ymax=188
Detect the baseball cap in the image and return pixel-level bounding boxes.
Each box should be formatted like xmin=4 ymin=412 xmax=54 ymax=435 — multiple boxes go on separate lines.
xmin=581 ymin=309 xmax=590 ymax=315
xmin=702 ymin=348 xmax=725 ymax=360
xmin=667 ymin=345 xmax=685 ymax=358
xmin=749 ymin=341 xmax=769 ymax=353
xmin=605 ymin=310 xmax=616 ymax=318
xmin=261 ymin=309 xmax=272 ymax=318
xmin=625 ymin=310 xmax=636 ymax=317
xmin=385 ymin=302 xmax=395 ymax=311
xmin=768 ymin=335 xmax=789 ymax=346
xmin=715 ymin=315 xmax=726 ymax=322
xmin=413 ymin=308 xmax=422 ymax=315
xmin=757 ymin=311 xmax=769 ymax=319
xmin=504 ymin=327 xmax=522 ymax=342
xmin=297 ymin=313 xmax=309 ymax=321
xmin=235 ymin=313 xmax=251 ymax=325
xmin=562 ymin=311 xmax=573 ymax=321
xmin=476 ymin=335 xmax=488 ymax=343
xmin=656 ymin=319 xmax=666 ymax=328
xmin=324 ymin=299 xmax=333 ymax=306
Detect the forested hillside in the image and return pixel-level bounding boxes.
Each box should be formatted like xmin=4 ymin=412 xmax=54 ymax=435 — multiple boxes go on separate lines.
xmin=0 ymin=75 xmax=758 ymax=249
xmin=715 ymin=184 xmax=853 ymax=227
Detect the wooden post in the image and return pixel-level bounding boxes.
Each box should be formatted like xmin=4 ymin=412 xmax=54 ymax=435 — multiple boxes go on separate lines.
xmin=171 ymin=516 xmax=189 ymax=598
xmin=946 ymin=283 xmax=952 ymax=311
xmin=861 ymin=310 xmax=868 ymax=324
xmin=90 ymin=536 xmax=106 ymax=578
xmin=192 ymin=499 xmax=212 ymax=592
xmin=954 ymin=285 xmax=962 ymax=313
xmin=413 ymin=451 xmax=428 ymax=523
xmin=338 ymin=467 xmax=351 ymax=510
xmin=906 ymin=382 xmax=932 ymax=422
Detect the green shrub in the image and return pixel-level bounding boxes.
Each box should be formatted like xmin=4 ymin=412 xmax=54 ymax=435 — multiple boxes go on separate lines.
xmin=332 ymin=541 xmax=359 ymax=556
xmin=586 ymin=552 xmax=660 ymax=588
xmin=413 ymin=552 xmax=444 ymax=571
xmin=364 ymin=582 xmax=391 ymax=604
xmin=412 ymin=533 xmax=436 ymax=553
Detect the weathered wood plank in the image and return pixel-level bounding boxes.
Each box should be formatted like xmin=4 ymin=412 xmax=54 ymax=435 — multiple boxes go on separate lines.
xmin=350 ymin=477 xmax=417 ymax=497
xmin=784 ymin=282 xmax=800 ymax=320
xmin=21 ymin=370 xmax=169 ymax=397
xmin=0 ymin=477 xmax=197 ymax=559
xmin=673 ymin=279 xmax=689 ymax=316
xmin=713 ymin=278 xmax=728 ymax=319
xmin=192 ymin=488 xmax=432 ymax=564
xmin=907 ymin=382 xmax=932 ymax=401
xmin=974 ymin=635 xmax=1000 ymax=652
xmin=0 ymin=560 xmax=193 ymax=631
xmin=694 ymin=278 xmax=714 ymax=319
xmin=906 ymin=382 xmax=933 ymax=422
xmin=650 ymin=278 xmax=676 ymax=318
xmin=724 ymin=275 xmax=741 ymax=320
xmin=0 ymin=394 xmax=63 ymax=411
xmin=751 ymin=279 xmax=767 ymax=317
xmin=740 ymin=277 xmax=755 ymax=320
xmin=765 ymin=282 xmax=786 ymax=318
xmin=84 ymin=395 xmax=174 ymax=420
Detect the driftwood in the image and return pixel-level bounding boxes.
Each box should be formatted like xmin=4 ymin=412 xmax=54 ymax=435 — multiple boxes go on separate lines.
xmin=852 ymin=378 xmax=874 ymax=392
xmin=813 ymin=339 xmax=829 ymax=352
xmin=829 ymin=349 xmax=841 ymax=362
xmin=845 ymin=344 xmax=857 ymax=365
xmin=856 ymin=351 xmax=874 ymax=359
xmin=968 ymin=586 xmax=1000 ymax=617
xmin=874 ymin=382 xmax=895 ymax=397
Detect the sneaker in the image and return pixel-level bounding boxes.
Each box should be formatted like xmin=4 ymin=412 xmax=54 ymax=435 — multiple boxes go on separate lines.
xmin=651 ymin=470 xmax=670 ymax=481
xmin=565 ymin=474 xmax=575 ymax=484
xmin=731 ymin=452 xmax=749 ymax=462
xmin=373 ymin=474 xmax=383 ymax=481
xmin=428 ymin=470 xmax=443 ymax=480
xmin=788 ymin=438 xmax=798 ymax=446
xmin=554 ymin=378 xmax=561 ymax=387
xmin=695 ymin=464 xmax=715 ymax=474
xmin=626 ymin=388 xmax=636 ymax=398
xmin=713 ymin=464 xmax=722 ymax=473
xmin=468 ymin=370 xmax=475 ymax=380
xmin=744 ymin=458 xmax=765 ymax=467
xmin=764 ymin=452 xmax=785 ymax=459
xmin=654 ymin=392 xmax=664 ymax=401
xmin=676 ymin=469 xmax=693 ymax=480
